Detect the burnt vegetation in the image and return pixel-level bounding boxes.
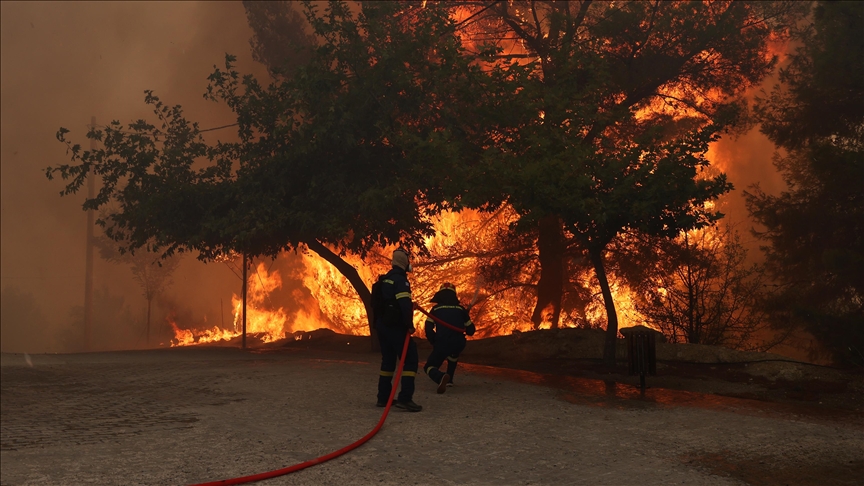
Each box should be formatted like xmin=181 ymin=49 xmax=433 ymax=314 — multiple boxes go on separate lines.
xmin=47 ymin=1 xmax=861 ymax=366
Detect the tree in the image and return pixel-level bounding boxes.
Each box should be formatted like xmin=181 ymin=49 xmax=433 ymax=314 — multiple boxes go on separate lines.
xmin=47 ymin=1 xmax=482 ymax=341
xmin=450 ymin=1 xmax=805 ymax=364
xmin=94 ymin=234 xmax=180 ymax=346
xmin=747 ymin=1 xmax=864 ymax=365
xmin=201 ymin=0 xmax=487 ymax=338
xmin=243 ymin=0 xmax=315 ymax=77
xmin=632 ymin=225 xmax=774 ymax=350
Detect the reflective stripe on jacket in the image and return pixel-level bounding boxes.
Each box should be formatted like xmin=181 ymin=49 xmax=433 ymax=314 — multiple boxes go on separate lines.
xmin=380 ymin=266 xmax=414 ymax=329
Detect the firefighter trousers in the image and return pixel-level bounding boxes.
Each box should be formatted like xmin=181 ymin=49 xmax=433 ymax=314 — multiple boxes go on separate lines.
xmin=376 ymin=323 xmax=418 ymax=403
xmin=424 ymin=338 xmax=466 ymax=384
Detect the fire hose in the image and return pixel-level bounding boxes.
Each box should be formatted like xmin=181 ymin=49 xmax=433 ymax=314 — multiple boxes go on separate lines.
xmin=413 ymin=304 xmax=469 ymax=334
xmin=190 ymin=305 xmax=466 ymax=486
xmin=190 ymin=329 xmax=412 ymax=486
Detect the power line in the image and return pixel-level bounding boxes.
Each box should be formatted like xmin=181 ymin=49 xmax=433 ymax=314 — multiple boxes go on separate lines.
xmin=199 ymin=123 xmax=239 ymax=133
xmin=91 ymin=122 xmax=238 ymax=135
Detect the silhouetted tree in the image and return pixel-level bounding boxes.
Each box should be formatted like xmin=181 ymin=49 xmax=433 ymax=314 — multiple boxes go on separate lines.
xmin=48 ymin=2 xmax=481 ymax=340
xmin=747 ymin=1 xmax=864 ymax=365
xmin=452 ymin=1 xmax=806 ymax=364
xmin=47 ymin=1 xmax=810 ymax=366
xmin=633 ymin=225 xmax=774 ymax=350
xmin=94 ymin=234 xmax=180 ymax=346
xmin=243 ymin=0 xmax=315 ymax=77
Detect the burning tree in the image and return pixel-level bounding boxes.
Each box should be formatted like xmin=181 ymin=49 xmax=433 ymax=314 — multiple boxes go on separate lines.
xmin=47 ymin=1 xmax=809 ymax=362
xmin=47 ymin=2 xmax=481 ymax=343
xmin=629 ymin=225 xmax=773 ymax=350
xmin=444 ymin=0 xmax=806 ymax=364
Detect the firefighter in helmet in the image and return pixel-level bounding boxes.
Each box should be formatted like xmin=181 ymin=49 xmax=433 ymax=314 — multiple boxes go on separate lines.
xmin=374 ymin=248 xmax=422 ymax=412
xmin=423 ymin=282 xmax=476 ymax=393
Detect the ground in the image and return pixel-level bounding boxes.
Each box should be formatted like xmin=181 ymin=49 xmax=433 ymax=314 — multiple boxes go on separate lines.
xmin=1 ymin=329 xmax=862 ymax=485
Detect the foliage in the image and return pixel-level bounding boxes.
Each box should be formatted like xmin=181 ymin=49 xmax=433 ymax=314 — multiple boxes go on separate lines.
xmin=46 ymin=1 xmax=488 ymax=340
xmin=47 ymin=1 xmax=480 ymax=260
xmin=451 ymin=0 xmax=805 ymax=363
xmin=206 ymin=1 xmax=486 ymax=258
xmin=632 ymin=226 xmax=774 ymax=350
xmin=756 ymin=1 xmax=864 ymax=150
xmin=748 ymin=1 xmax=864 ymax=365
xmin=243 ymin=0 xmax=316 ymax=77
xmin=49 ymin=95 xmax=235 ymax=259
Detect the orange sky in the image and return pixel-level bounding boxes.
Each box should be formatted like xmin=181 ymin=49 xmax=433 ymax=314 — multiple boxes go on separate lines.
xmin=1 ymin=1 xmax=268 ymax=351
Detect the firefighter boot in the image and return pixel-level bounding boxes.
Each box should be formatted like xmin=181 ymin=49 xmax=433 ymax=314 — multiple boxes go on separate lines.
xmin=437 ymin=373 xmax=450 ymax=394
xmin=394 ymin=400 xmax=423 ymax=412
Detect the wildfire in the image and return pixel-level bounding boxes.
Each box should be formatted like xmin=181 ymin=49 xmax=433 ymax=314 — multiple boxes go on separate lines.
xmin=230 ymin=263 xmax=290 ymax=341
xmin=169 ymin=319 xmax=235 ymax=346
xmin=169 ymin=208 xmax=653 ymax=347
xmin=299 ymin=248 xmax=381 ymax=335
xmin=170 ymin=263 xmax=325 ymax=346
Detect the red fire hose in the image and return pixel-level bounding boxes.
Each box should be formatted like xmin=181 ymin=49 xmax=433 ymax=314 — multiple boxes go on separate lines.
xmin=413 ymin=304 xmax=468 ymax=334
xmin=190 ymin=329 xmax=412 ymax=486
xmin=190 ymin=305 xmax=463 ymax=485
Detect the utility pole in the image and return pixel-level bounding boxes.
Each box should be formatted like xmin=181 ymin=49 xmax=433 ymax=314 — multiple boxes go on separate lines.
xmin=83 ymin=115 xmax=96 ymax=351
xmin=241 ymin=253 xmax=248 ymax=349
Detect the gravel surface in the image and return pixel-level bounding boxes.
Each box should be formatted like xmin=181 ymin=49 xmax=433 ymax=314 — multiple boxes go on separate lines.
xmin=2 ymin=346 xmax=862 ymax=485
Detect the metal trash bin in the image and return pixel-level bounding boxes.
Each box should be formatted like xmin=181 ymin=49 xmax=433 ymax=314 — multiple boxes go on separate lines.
xmin=620 ymin=325 xmax=657 ymax=391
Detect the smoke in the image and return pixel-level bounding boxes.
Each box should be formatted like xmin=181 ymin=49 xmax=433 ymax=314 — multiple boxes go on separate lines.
xmin=709 ymin=129 xmax=786 ymax=257
xmin=0 ymin=1 xmax=270 ymax=353
xmin=1 ymin=2 xmax=797 ymax=353
xmin=708 ymin=33 xmax=795 ymax=257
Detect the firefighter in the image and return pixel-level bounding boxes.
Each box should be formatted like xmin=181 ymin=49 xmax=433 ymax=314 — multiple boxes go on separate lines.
xmin=374 ymin=248 xmax=422 ymax=412
xmin=423 ymin=282 xmax=476 ymax=393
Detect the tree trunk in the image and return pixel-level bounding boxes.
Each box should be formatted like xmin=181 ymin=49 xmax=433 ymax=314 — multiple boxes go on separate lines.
xmin=305 ymin=239 xmax=379 ymax=351
xmin=146 ymin=296 xmax=152 ymax=347
xmin=242 ymin=253 xmax=248 ymax=350
xmin=590 ymin=246 xmax=619 ymax=367
xmin=532 ymin=215 xmax=565 ymax=329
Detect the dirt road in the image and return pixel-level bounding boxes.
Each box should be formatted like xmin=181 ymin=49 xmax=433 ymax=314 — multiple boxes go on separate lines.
xmin=1 ymin=346 xmax=861 ymax=485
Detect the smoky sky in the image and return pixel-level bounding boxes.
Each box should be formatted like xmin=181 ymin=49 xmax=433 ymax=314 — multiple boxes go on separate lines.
xmin=1 ymin=1 xmax=273 ymax=352
xmin=1 ymin=1 xmax=787 ymax=353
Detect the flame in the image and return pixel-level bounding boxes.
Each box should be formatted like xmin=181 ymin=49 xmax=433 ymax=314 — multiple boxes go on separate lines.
xmin=168 ymin=211 xmax=666 ymax=347
xmin=169 ymin=318 xmax=236 ymax=346
xmin=171 ymin=263 xmax=319 ymax=346
xmin=230 ymin=263 xmax=290 ymax=341
xmin=299 ymin=248 xmax=379 ymax=335
xmin=162 ymin=3 xmax=782 ymax=349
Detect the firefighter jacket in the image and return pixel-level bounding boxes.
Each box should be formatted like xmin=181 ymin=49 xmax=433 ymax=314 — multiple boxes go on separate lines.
xmin=424 ymin=291 xmax=475 ymax=345
xmin=378 ymin=266 xmax=414 ymax=329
